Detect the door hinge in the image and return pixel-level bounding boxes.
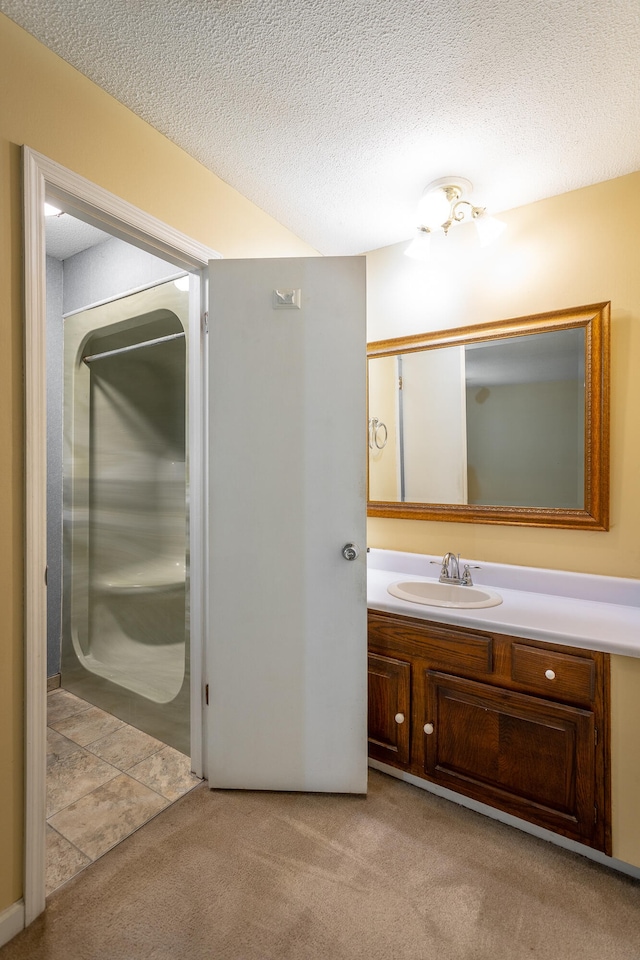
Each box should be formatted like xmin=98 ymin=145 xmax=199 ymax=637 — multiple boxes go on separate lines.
xmin=398 ymin=375 xmax=403 ymax=390
xmin=205 ymin=683 xmax=209 ymax=705
xmin=44 ymin=565 xmax=48 ymax=586
xmin=202 ymin=311 xmax=209 ymax=334
xmin=594 ymin=804 xmax=598 ymax=825
xmin=594 ymin=727 xmax=598 ymax=746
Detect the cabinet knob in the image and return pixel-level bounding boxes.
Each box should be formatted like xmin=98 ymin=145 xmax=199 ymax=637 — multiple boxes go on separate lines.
xmin=423 ymin=723 xmax=434 ymax=735
xmin=394 ymin=713 xmax=405 ymax=724
xmin=545 ymin=669 xmax=556 ymax=681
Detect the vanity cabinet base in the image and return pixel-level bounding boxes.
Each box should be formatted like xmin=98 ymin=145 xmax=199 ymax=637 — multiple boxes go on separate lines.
xmin=368 ymin=610 xmax=611 ymax=854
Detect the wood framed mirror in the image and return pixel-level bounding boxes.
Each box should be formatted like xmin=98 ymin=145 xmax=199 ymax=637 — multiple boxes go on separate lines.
xmin=367 ymin=302 xmax=610 ymax=529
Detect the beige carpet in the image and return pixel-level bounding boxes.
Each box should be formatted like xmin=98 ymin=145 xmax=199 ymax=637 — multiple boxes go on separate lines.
xmin=2 ymin=769 xmax=639 ymax=960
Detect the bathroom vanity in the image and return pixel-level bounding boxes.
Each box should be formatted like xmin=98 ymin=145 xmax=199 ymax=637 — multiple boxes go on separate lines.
xmin=362 ymin=304 xmax=640 ymax=866
xmin=368 ymin=610 xmax=609 ymax=851
xmin=367 ymin=550 xmax=640 ymax=862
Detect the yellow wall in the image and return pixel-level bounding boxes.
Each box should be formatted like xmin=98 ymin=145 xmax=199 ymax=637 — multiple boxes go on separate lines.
xmin=366 ymin=172 xmax=640 ymax=578
xmin=0 ymin=13 xmax=318 ymax=912
xmin=610 ymin=655 xmax=640 ymax=865
xmin=366 ymin=174 xmax=640 ymax=865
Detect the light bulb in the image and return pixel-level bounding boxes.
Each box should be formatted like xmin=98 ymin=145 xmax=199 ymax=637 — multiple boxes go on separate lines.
xmin=474 ymin=211 xmax=506 ymax=247
xmin=404 ymin=228 xmax=431 ymax=262
xmin=415 ymin=187 xmax=451 ymax=230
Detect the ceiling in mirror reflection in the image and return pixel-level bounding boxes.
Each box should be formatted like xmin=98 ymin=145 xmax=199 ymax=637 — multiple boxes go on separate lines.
xmin=465 ymin=328 xmax=584 ymax=386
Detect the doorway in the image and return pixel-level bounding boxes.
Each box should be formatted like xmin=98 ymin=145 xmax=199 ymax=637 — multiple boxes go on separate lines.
xmin=53 ymin=244 xmax=190 ymax=752
xmin=24 ymin=147 xmax=368 ymax=930
xmin=44 ymin=223 xmax=198 ymax=892
xmin=23 ymin=147 xmax=219 ymax=923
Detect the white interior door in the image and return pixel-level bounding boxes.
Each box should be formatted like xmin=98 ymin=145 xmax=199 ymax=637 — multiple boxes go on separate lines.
xmin=205 ymin=257 xmax=367 ymax=792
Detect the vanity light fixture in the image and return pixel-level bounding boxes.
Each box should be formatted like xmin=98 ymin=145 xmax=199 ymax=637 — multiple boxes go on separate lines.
xmin=404 ymin=177 xmax=506 ymax=261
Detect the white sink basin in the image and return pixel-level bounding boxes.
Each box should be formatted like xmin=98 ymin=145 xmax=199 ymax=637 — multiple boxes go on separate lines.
xmin=387 ymin=580 xmax=503 ymax=609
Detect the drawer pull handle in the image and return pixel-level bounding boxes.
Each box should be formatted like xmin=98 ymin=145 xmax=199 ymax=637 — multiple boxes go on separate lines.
xmin=545 ymin=669 xmax=556 ymax=681
xmin=424 ymin=722 xmax=434 ymax=735
xmin=395 ymin=713 xmax=405 ymax=724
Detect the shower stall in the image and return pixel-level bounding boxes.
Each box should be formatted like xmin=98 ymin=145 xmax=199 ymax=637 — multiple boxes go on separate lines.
xmin=62 ymin=279 xmax=190 ymax=754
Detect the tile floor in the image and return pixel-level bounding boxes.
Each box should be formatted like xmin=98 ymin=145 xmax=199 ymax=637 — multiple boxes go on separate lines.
xmin=46 ymin=688 xmax=201 ymax=895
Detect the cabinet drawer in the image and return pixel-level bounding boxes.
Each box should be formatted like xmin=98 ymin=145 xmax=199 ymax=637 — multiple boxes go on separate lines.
xmin=511 ymin=643 xmax=595 ymax=704
xmin=368 ymin=612 xmax=493 ymax=677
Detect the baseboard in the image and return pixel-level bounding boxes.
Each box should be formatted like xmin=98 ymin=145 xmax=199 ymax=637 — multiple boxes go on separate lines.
xmin=369 ymin=760 xmax=640 ymax=881
xmin=47 ymin=674 xmax=61 ymax=692
xmin=0 ymin=900 xmax=25 ymax=948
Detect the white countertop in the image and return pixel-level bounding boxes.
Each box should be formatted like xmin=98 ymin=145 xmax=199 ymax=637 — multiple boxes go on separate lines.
xmin=367 ymin=549 xmax=640 ymax=658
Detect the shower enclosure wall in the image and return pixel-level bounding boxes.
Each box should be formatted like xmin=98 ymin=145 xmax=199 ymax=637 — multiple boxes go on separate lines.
xmin=62 ymin=280 xmax=190 ymax=754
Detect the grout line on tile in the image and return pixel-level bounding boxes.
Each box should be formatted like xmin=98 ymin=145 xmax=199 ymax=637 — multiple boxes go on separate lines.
xmin=46 ymin=759 xmax=122 ymax=818
xmin=47 ymin=692 xmax=92 ymax=712
xmin=46 ymin=700 xmax=199 ymax=895
xmin=119 ymin=747 xmax=166 ymax=771
xmin=126 ymin=773 xmax=202 ymax=803
xmin=82 ymin=738 xmax=167 ymax=772
xmin=83 ymin=784 xmax=204 ymax=869
xmin=47 ymin=823 xmax=92 ymax=863
xmin=126 ymin=770 xmax=185 ymax=802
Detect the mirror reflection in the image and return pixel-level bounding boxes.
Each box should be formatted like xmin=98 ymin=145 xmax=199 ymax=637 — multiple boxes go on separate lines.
xmin=369 ymin=329 xmax=585 ymax=509
xmin=367 ymin=303 xmax=609 ymax=529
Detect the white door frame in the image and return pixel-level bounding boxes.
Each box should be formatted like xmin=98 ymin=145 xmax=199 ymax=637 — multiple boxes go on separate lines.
xmin=22 ymin=147 xmax=219 ymax=925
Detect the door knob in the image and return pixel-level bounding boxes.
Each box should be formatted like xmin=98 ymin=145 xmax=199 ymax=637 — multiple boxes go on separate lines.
xmin=423 ymin=723 xmax=434 ymax=735
xmin=342 ymin=543 xmax=360 ymax=561
xmin=394 ymin=713 xmax=405 ymax=724
xmin=545 ymin=669 xmax=556 ymax=680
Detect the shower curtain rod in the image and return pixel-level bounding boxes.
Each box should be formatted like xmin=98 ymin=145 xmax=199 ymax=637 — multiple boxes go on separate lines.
xmin=83 ymin=331 xmax=185 ymax=365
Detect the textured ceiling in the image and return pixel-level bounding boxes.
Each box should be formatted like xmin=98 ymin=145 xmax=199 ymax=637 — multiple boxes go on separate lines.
xmin=45 ymin=213 xmax=111 ymax=260
xmin=4 ymin=0 xmax=640 ymax=255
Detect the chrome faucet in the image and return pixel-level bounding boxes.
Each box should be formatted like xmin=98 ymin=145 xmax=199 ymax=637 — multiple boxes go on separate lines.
xmin=431 ymin=552 xmax=480 ymax=586
xmin=441 ymin=552 xmax=460 ymax=583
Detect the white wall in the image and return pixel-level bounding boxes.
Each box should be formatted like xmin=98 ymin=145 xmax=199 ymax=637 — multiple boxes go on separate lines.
xmin=62 ymin=236 xmax=181 ymax=315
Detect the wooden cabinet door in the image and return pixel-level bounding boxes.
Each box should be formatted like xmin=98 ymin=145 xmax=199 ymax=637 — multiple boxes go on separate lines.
xmin=368 ymin=653 xmax=411 ymax=768
xmin=422 ymin=671 xmax=597 ymax=846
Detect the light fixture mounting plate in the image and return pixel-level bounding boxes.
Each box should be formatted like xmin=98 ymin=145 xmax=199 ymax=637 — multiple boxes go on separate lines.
xmin=423 ymin=176 xmax=473 ymax=196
